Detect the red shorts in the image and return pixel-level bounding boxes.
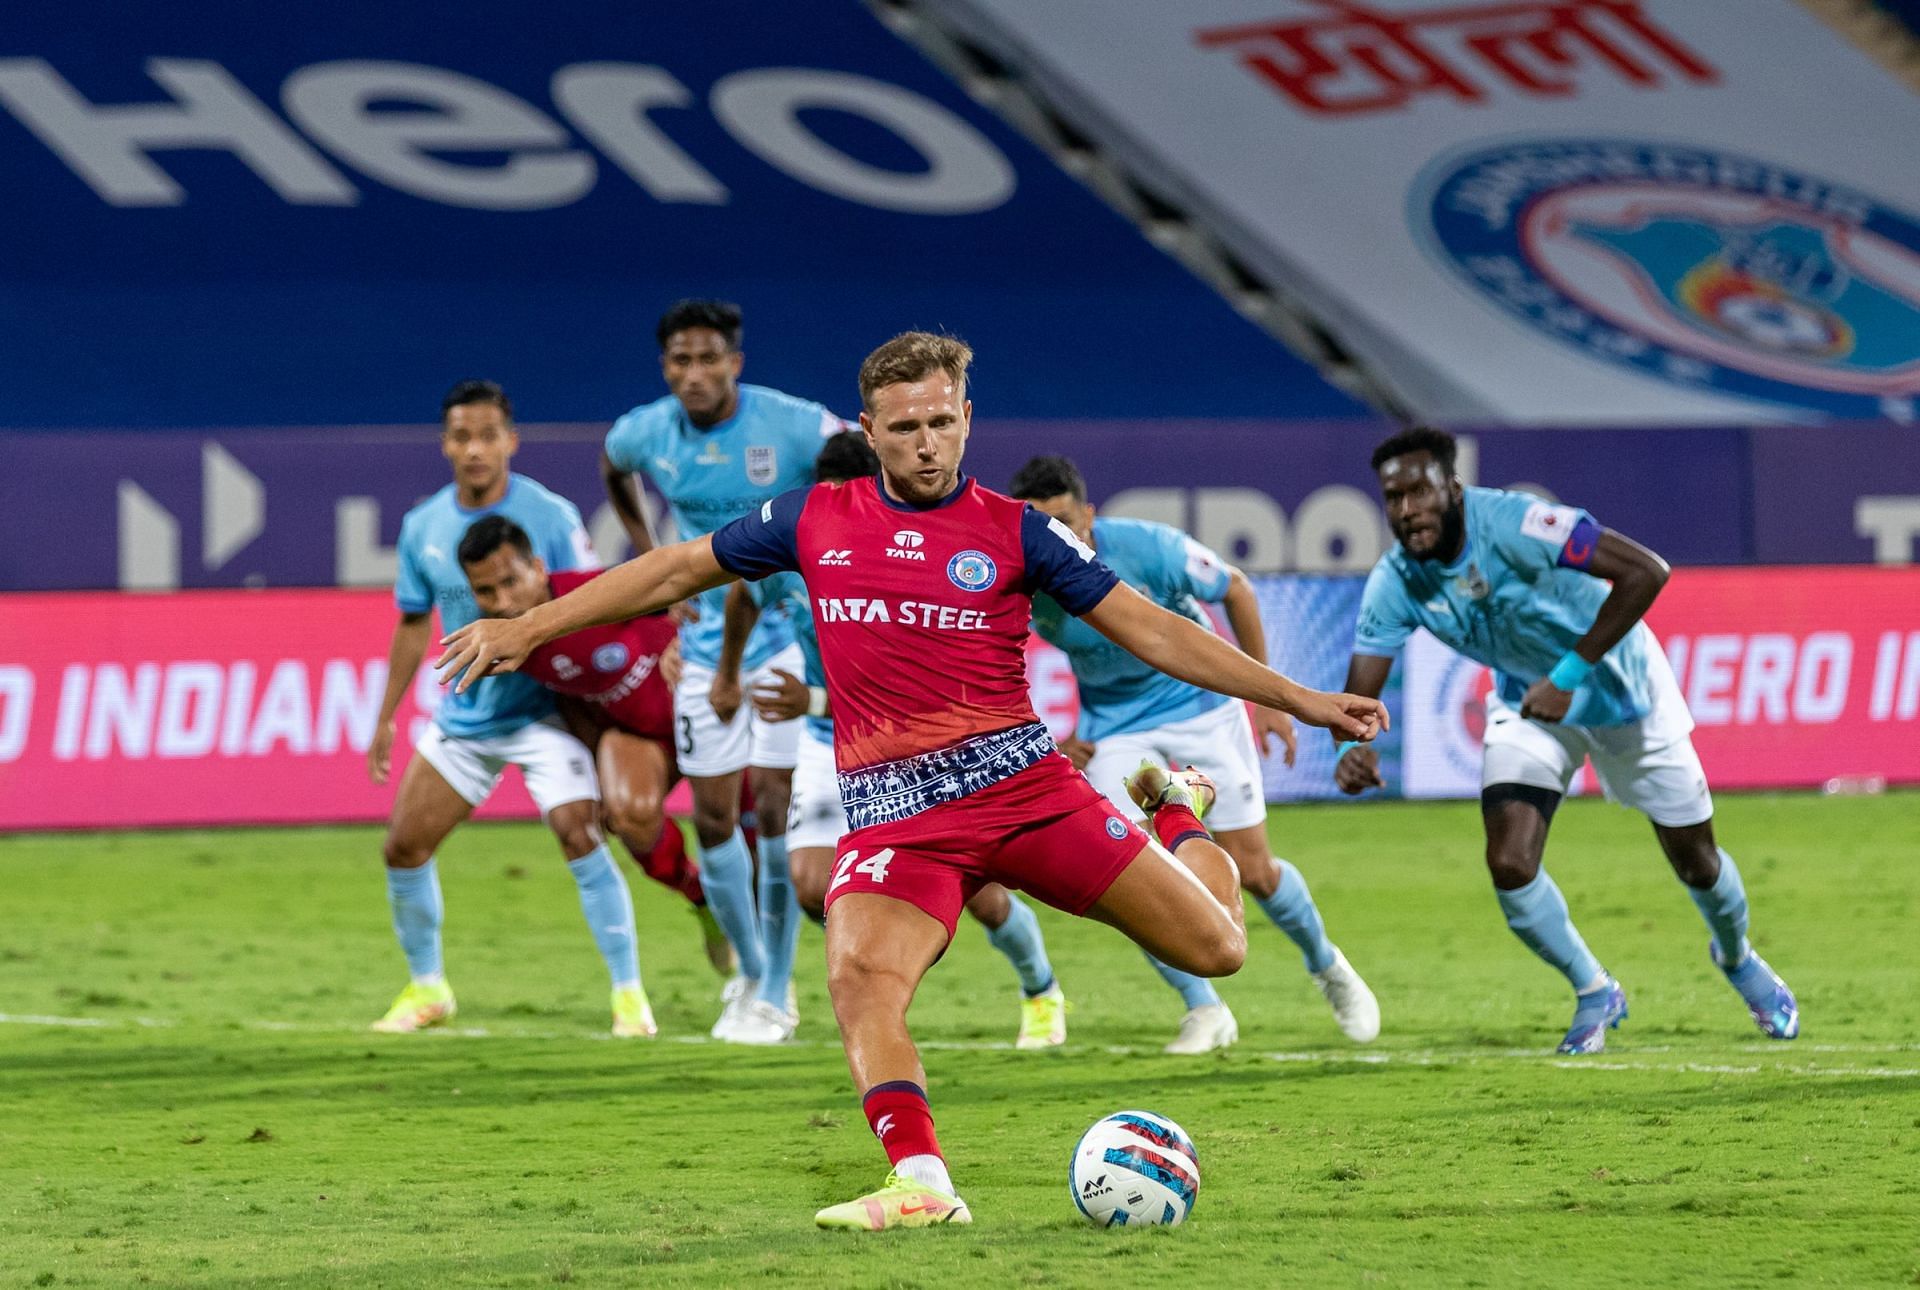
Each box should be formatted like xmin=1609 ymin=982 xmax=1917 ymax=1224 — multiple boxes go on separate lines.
xmin=822 ymin=753 xmax=1148 ymax=938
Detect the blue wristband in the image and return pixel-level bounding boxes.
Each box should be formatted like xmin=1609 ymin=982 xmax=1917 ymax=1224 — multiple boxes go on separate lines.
xmin=1335 ymin=740 xmax=1364 ymax=760
xmin=1548 ymin=651 xmax=1593 ymax=692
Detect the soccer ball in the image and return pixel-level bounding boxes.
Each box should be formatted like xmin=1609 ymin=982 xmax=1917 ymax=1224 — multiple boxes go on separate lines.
xmin=1069 ymin=1110 xmax=1200 ymax=1227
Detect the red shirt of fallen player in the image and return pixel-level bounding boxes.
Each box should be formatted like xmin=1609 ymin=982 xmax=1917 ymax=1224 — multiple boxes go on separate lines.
xmin=519 ymin=570 xmax=677 ymax=742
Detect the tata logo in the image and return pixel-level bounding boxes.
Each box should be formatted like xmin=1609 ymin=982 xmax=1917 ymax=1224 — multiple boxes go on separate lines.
xmin=886 ymin=530 xmax=927 ymax=561
xmin=817 ymin=548 xmax=853 ymax=567
xmin=0 ymin=58 xmax=1016 ymax=217
xmin=1419 ymin=139 xmax=1920 ymax=420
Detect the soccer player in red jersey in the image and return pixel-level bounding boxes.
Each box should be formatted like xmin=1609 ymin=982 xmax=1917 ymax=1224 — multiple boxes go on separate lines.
xmin=438 ymin=333 xmax=1387 ymax=1229
xmin=457 ymin=515 xmax=725 ymax=995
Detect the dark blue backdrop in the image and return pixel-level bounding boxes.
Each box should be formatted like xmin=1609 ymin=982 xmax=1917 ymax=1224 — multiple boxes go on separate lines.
xmin=0 ymin=1 xmax=1361 ymax=428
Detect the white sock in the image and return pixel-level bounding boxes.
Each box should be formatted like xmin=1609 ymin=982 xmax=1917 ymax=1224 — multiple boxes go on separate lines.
xmin=896 ymin=1153 xmax=955 ymax=1196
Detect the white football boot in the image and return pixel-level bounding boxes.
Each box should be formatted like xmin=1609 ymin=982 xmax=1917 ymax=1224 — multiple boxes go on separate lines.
xmin=1164 ymin=1002 xmax=1238 ymax=1054
xmin=726 ymin=998 xmax=799 ymax=1045
xmin=1311 ymin=947 xmax=1381 ymax=1043
xmin=710 ymin=974 xmax=757 ymax=1040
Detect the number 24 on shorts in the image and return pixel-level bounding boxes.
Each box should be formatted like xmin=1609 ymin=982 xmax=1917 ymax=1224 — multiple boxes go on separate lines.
xmin=830 ymin=848 xmax=896 ymax=890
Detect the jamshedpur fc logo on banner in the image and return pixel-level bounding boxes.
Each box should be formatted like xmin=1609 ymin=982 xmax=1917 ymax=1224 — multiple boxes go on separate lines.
xmin=1415 ymin=139 xmax=1920 ymax=419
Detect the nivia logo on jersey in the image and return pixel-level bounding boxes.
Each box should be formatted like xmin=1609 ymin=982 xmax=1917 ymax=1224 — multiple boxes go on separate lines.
xmin=1417 ymin=140 xmax=1920 ymax=419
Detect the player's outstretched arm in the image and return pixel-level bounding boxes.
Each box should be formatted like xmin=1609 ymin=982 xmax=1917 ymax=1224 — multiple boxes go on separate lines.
xmin=436 ymin=536 xmax=735 ymax=693
xmin=1521 ymin=529 xmax=1670 ymax=722
xmin=1333 ymin=654 xmax=1394 ymax=795
xmin=1082 ymin=582 xmax=1388 ymax=741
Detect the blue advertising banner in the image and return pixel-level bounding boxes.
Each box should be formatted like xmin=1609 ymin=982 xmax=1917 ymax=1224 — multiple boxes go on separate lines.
xmin=0 ymin=0 xmax=1358 ymax=428
xmin=11 ymin=418 xmax=1891 ymax=593
xmin=1749 ymin=423 xmax=1920 ymax=565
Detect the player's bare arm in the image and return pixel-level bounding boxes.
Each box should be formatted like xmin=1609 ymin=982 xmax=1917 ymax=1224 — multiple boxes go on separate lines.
xmin=438 ymin=536 xmax=734 ymax=692
xmin=1219 ymin=564 xmax=1298 ymax=766
xmin=1082 ymin=581 xmax=1388 ymax=741
xmin=1520 ymin=529 xmax=1670 ymax=723
xmin=1333 ymin=654 xmax=1394 ymax=795
xmin=368 ymin=610 xmax=432 ymax=785
xmin=709 ymin=581 xmax=760 ymax=723
xmin=600 ymin=448 xmax=657 ymax=556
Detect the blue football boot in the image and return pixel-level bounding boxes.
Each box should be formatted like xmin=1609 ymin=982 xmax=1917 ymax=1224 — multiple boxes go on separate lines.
xmin=1556 ymin=977 xmax=1628 ymax=1055
xmin=1715 ymin=944 xmax=1799 ymax=1040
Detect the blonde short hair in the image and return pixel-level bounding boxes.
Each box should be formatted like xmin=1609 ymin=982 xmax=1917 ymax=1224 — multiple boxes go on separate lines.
xmin=857 ymin=331 xmax=973 ymax=411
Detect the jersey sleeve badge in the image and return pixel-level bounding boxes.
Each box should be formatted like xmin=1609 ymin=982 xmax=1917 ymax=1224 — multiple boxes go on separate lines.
xmin=1519 ymin=500 xmax=1581 ymax=546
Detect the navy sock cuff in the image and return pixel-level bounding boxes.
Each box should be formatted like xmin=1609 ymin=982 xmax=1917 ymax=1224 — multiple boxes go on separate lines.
xmin=863 ymin=1080 xmax=926 ymax=1106
xmin=1023 ymin=974 xmax=1057 ymax=999
xmin=1167 ymin=829 xmax=1209 ymax=854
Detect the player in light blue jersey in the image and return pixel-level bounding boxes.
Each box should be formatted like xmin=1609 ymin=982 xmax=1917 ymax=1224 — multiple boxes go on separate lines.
xmin=1012 ymin=456 xmax=1379 ymax=1053
xmin=366 ymin=381 xmax=648 ymax=1038
xmin=717 ymin=433 xmax=1072 ymax=1048
xmin=1338 ymin=427 xmax=1798 ymax=1054
xmin=601 ymin=300 xmax=845 ymax=1042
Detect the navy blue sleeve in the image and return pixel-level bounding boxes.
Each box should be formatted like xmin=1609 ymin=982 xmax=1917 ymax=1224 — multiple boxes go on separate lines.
xmin=710 ymin=486 xmax=808 ymax=579
xmin=1020 ymin=506 xmax=1120 ymax=615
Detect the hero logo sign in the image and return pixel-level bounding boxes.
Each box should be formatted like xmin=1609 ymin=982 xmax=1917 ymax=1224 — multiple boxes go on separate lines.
xmin=0 ymin=59 xmax=1016 ymax=215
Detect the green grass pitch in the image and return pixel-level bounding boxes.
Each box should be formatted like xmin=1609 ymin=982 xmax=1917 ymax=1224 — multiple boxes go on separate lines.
xmin=2 ymin=793 xmax=1916 ymax=1287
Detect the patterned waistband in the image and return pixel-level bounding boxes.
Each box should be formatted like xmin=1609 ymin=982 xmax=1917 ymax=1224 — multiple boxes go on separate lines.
xmin=838 ymin=721 xmax=1055 ymax=832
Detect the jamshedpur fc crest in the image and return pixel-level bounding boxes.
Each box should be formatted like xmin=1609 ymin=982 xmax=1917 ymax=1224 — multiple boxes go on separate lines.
xmin=1416 ymin=139 xmax=1920 ymax=419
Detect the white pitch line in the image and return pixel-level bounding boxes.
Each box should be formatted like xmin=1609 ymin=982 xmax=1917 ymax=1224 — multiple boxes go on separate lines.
xmin=0 ymin=1012 xmax=110 ymax=1028
xmin=1552 ymin=1060 xmax=1920 ymax=1077
xmin=3 ymin=1012 xmax=1916 ymax=1078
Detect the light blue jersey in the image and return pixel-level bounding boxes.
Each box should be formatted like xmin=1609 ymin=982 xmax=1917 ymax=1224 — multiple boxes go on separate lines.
xmin=395 ymin=474 xmax=595 ymax=739
xmin=746 ymin=570 xmax=832 ymax=744
xmin=1355 ymin=487 xmax=1657 ymax=728
xmin=1031 ymin=516 xmax=1235 ymax=742
xmin=605 ymin=383 xmax=840 ymax=670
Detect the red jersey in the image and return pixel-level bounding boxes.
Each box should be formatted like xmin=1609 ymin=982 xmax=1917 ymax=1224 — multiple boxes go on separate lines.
xmin=711 ymin=475 xmax=1118 ymax=829
xmin=522 ymin=569 xmax=677 ymax=741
